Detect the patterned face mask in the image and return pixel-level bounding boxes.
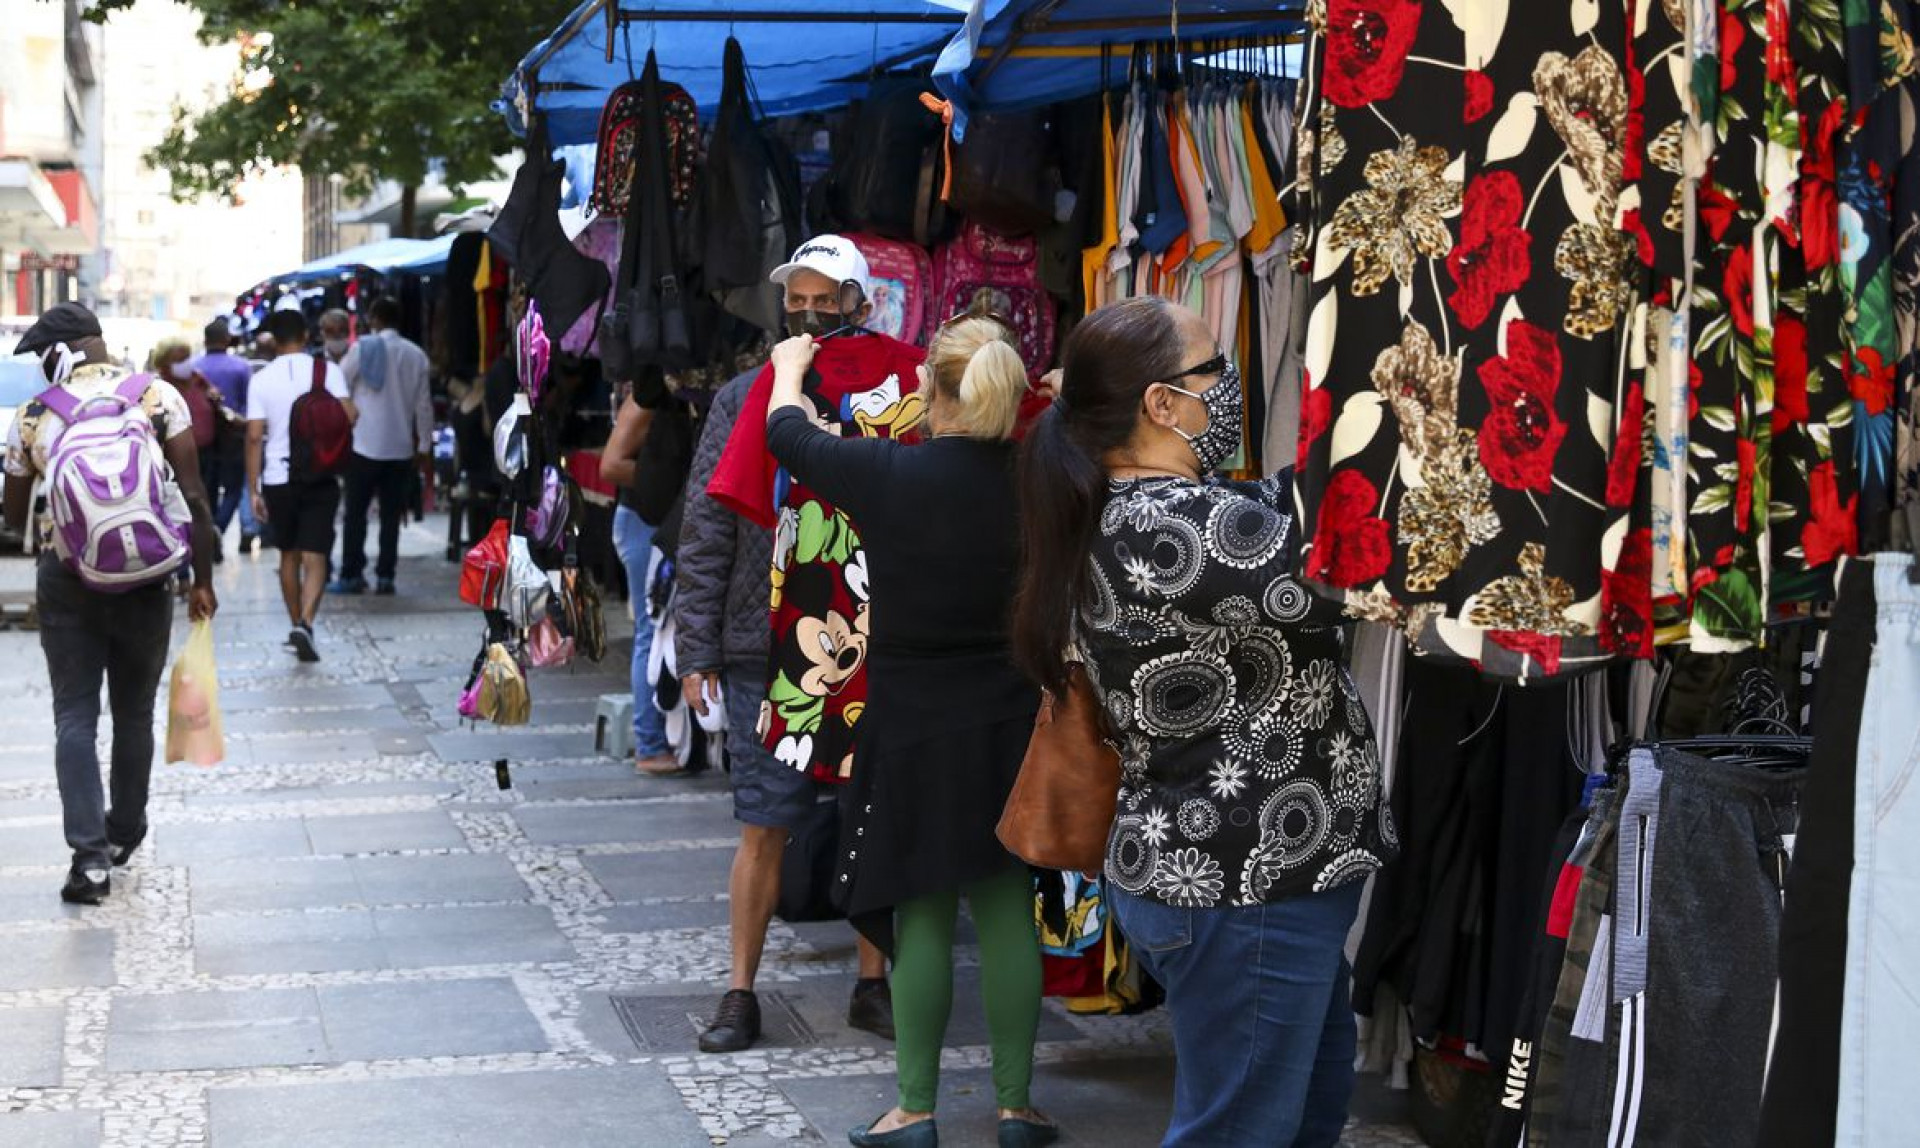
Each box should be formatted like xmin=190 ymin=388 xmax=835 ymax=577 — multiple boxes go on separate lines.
xmin=1163 ymin=360 xmax=1244 ymax=472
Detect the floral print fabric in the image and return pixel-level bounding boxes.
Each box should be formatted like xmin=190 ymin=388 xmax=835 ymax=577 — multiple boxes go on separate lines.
xmin=1083 ymin=474 xmax=1394 ymax=909
xmin=1293 ymin=0 xmax=1647 ymax=680
xmin=1292 ymin=0 xmax=1916 ymax=676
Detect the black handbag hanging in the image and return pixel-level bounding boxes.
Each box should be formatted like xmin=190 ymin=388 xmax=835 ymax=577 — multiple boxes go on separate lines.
xmin=487 ymin=120 xmax=609 ymax=342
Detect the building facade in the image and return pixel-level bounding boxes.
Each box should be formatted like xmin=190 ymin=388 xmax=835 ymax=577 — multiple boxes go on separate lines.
xmin=0 ymin=0 xmax=104 ymax=319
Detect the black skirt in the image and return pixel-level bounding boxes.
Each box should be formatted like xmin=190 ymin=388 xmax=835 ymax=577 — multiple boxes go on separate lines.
xmin=833 ymin=651 xmax=1038 ymax=955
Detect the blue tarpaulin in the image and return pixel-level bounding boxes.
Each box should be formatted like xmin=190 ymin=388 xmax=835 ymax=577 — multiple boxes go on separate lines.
xmin=934 ymin=0 xmax=1300 ymax=127
xmin=282 ymin=236 xmax=455 ymax=283
xmin=504 ymin=0 xmax=997 ymax=147
xmin=504 ymin=0 xmax=1299 ymax=147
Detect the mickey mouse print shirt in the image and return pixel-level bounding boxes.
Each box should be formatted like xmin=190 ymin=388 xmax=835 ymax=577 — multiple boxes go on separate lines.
xmin=1081 ymin=471 xmax=1396 ymax=909
xmin=707 ymin=333 xmax=926 ymax=782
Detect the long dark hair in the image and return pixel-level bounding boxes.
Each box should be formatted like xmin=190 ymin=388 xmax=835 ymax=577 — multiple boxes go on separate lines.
xmin=1013 ymin=297 xmax=1191 ymax=688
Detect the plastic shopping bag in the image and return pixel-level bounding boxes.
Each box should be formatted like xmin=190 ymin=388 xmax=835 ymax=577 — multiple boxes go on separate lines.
xmin=165 ymin=619 xmax=224 ymax=765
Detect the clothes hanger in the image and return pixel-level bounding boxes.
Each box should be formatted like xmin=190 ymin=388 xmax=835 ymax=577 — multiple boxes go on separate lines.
xmin=817 ymin=281 xmax=878 ymax=342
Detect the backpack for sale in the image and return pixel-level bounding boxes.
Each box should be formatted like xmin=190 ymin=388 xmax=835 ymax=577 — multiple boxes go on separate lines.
xmin=704 ymin=36 xmax=804 ymax=335
xmin=590 ymin=75 xmax=701 ymax=217
xmin=846 ymin=233 xmax=936 ymax=347
xmin=827 ymin=76 xmax=952 ymax=245
xmin=37 ymin=373 xmax=192 ymax=592
xmin=949 ymin=109 xmax=1059 ymax=238
xmin=288 ymin=356 xmax=352 ymax=482
xmin=933 ymin=222 xmax=1058 ymax=375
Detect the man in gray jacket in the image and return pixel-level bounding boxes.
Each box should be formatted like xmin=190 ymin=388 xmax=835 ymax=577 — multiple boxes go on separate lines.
xmin=675 ymin=371 xmax=892 ymax=1054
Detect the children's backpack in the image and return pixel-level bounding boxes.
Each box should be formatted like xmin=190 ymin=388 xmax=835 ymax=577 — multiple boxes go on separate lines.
xmin=846 ymin=234 xmax=936 ymax=347
xmin=590 ymin=75 xmax=701 ymax=216
xmin=933 ymin=222 xmax=1058 ymax=375
xmin=38 ymin=373 xmax=192 ymax=592
xmin=288 ymin=356 xmax=352 ymax=482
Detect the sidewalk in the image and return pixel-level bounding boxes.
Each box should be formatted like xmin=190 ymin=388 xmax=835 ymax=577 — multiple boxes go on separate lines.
xmin=0 ymin=516 xmax=1419 ymax=1147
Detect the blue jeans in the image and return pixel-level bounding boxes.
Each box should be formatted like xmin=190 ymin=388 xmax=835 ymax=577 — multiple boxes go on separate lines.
xmin=1110 ymin=881 xmax=1364 ymax=1148
xmin=213 ymin=452 xmax=257 ymax=538
xmin=612 ymin=504 xmax=669 ymax=757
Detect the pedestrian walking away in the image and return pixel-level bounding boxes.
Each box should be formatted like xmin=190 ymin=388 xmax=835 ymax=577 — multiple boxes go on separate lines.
xmin=1013 ymin=298 xmax=1396 ymax=1148
xmin=189 ymin=315 xmax=260 ymax=554
xmin=2 ymin=302 xmax=220 ymax=906
xmin=767 ymin=312 xmax=1056 ymax=1148
xmin=247 ymin=308 xmax=357 ymax=663
xmin=331 ymin=296 xmax=433 ymax=596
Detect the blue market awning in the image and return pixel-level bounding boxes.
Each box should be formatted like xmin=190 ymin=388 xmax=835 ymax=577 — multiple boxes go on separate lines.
xmin=282 ymin=236 xmax=456 ymax=283
xmin=935 ymin=0 xmax=1302 ymax=128
xmin=505 ymin=0 xmax=1004 ymax=147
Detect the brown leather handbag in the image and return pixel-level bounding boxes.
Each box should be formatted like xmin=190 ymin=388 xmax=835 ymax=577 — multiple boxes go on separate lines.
xmin=997 ymin=662 xmax=1122 ymax=873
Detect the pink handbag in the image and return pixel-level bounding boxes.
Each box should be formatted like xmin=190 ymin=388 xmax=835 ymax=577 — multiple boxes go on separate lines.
xmin=527 ymin=615 xmax=575 ymax=669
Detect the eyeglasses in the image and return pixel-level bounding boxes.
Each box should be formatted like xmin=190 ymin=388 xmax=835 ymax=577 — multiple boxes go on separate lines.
xmin=1162 ymin=352 xmax=1228 ymax=384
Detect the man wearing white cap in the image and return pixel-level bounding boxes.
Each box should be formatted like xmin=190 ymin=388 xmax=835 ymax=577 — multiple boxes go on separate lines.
xmin=683 ymin=234 xmax=926 ymax=1055
xmin=769 ymin=234 xmax=876 ymax=339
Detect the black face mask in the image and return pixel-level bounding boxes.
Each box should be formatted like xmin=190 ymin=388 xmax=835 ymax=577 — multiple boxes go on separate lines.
xmin=786 ymin=309 xmax=837 ymax=338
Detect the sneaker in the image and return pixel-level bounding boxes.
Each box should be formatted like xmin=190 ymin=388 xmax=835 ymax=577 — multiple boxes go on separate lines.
xmin=290 ymin=624 xmax=320 ymax=663
xmin=239 ymin=534 xmax=256 ymax=555
xmin=848 ymin=978 xmax=896 ymax=1041
xmin=61 ymin=869 xmax=109 ymax=905
xmin=110 ymin=837 xmax=144 ymax=867
xmin=326 ymin=576 xmax=368 ymax=595
xmin=374 ymin=579 xmax=396 ymax=596
xmin=698 ymin=989 xmax=762 ymax=1053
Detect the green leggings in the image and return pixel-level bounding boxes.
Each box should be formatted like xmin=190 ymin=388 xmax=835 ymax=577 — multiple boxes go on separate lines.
xmin=891 ymin=864 xmax=1043 ymax=1113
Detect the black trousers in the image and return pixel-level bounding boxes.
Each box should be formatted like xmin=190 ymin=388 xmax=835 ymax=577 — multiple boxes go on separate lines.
xmin=1757 ymin=559 xmax=1878 ymax=1147
xmin=339 ymin=453 xmax=411 ymax=582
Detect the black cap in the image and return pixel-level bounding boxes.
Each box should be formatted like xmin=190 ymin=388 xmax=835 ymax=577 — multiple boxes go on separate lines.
xmin=13 ymin=302 xmax=103 ymax=357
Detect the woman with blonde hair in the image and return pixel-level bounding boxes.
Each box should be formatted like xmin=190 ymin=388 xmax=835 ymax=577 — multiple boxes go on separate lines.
xmin=766 ymin=315 xmax=1055 ymax=1148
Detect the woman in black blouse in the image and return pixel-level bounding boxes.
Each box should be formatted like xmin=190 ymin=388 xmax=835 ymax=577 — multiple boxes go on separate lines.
xmin=766 ymin=318 xmax=1055 ymax=1148
xmin=1013 ymin=297 xmax=1396 ymax=1148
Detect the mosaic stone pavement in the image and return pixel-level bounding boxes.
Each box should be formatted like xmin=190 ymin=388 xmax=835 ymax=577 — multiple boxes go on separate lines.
xmin=0 ymin=518 xmax=1424 ymax=1147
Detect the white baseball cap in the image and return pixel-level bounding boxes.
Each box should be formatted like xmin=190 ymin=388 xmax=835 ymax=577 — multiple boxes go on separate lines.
xmin=769 ymin=235 xmax=873 ymax=303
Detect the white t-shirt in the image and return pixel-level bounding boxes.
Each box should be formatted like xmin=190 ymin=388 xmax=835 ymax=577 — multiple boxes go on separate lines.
xmin=246 ymin=352 xmax=349 ymax=487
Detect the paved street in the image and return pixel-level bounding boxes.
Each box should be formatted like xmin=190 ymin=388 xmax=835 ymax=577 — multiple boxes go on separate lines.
xmin=0 ymin=516 xmax=1418 ymax=1147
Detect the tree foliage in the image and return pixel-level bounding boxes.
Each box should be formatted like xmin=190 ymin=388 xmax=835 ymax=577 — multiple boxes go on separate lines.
xmin=96 ymin=0 xmax=573 ymax=228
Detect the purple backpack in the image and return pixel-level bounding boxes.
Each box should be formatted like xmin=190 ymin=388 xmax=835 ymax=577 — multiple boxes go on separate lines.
xmin=38 ymin=374 xmax=192 ymax=591
xmin=524 ymin=465 xmax=571 ymax=549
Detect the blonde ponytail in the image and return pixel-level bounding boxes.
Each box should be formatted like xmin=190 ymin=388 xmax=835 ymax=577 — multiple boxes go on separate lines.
xmin=927 ymin=316 xmax=1026 ymax=441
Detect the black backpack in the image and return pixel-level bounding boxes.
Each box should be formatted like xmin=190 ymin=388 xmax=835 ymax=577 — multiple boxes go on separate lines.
xmin=950 ymin=109 xmax=1059 ymax=237
xmin=703 ymin=37 xmax=803 ymax=335
xmin=826 ymin=76 xmax=952 ymax=246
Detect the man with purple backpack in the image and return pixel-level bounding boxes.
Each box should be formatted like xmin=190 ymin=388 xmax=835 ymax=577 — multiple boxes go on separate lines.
xmin=2 ymin=303 xmax=219 ymax=906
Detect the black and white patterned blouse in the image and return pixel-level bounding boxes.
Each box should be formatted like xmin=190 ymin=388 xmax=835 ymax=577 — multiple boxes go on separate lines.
xmin=1082 ymin=471 xmax=1397 ymax=908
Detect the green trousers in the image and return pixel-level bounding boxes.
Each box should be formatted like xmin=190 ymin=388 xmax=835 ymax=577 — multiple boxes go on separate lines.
xmin=891 ymin=864 xmax=1043 ymax=1112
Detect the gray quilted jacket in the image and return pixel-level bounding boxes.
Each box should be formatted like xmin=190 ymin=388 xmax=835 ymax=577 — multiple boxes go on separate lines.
xmin=673 ymin=371 xmax=772 ymax=674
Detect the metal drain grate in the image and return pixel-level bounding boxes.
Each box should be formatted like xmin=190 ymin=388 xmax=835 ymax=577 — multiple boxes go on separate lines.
xmin=608 ymin=991 xmax=819 ymax=1053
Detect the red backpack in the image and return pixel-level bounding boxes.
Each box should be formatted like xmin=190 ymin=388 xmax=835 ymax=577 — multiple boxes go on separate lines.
xmin=846 ymin=233 xmax=935 ymax=347
xmin=933 ymin=222 xmax=1057 ymax=375
xmin=288 ymin=356 xmax=352 ymax=482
